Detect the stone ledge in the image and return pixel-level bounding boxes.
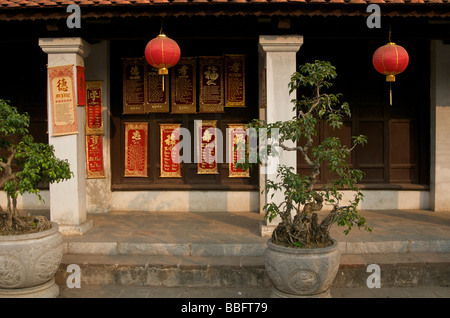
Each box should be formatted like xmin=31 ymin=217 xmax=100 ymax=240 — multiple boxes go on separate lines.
xmin=56 ymin=253 xmax=450 ymax=288
xmin=62 ymin=239 xmax=450 ymax=257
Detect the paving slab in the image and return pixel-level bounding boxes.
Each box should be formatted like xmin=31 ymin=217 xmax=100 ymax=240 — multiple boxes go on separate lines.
xmin=62 ymin=210 xmax=450 ymax=256
xmin=57 ymin=285 xmax=450 ymax=298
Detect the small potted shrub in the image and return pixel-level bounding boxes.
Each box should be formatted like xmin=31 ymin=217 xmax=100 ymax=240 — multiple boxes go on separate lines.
xmin=240 ymin=61 xmax=372 ymax=297
xmin=0 ymin=99 xmax=72 ymax=298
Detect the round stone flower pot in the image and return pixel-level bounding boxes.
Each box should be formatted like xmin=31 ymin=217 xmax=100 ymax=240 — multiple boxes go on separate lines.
xmin=264 ymin=238 xmax=341 ymax=298
xmin=0 ymin=222 xmax=63 ymax=298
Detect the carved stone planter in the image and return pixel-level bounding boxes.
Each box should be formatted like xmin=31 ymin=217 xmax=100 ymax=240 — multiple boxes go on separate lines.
xmin=264 ymin=238 xmax=340 ymax=298
xmin=0 ymin=222 xmax=63 ymax=298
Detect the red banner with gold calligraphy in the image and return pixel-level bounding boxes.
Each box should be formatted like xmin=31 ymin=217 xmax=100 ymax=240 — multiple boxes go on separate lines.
xmin=86 ymin=135 xmax=105 ymax=178
xmin=85 ymin=81 xmax=103 ymax=135
xmin=77 ymin=66 xmax=86 ymax=106
xmin=228 ymin=124 xmax=250 ymax=178
xmin=124 ymin=122 xmax=148 ymax=177
xmin=160 ymin=124 xmax=181 ymax=178
xmin=196 ymin=120 xmax=218 ymax=174
xmin=48 ymin=65 xmax=78 ymax=136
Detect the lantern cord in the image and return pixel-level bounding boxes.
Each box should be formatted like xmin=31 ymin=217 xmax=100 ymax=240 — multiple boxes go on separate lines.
xmin=388 ymin=24 xmax=392 ymax=43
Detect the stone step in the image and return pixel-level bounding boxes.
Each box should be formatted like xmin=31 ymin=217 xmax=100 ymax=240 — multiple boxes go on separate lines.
xmin=56 ymin=252 xmax=450 ymax=289
xmin=334 ymin=253 xmax=450 ymax=288
xmin=62 ymin=239 xmax=450 ymax=256
xmin=57 ymin=285 xmax=450 ymax=298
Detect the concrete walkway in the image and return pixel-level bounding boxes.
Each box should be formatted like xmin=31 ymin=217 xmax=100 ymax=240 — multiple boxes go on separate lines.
xmin=62 ymin=209 xmax=450 ymax=255
xmin=57 ymin=209 xmax=450 ymax=298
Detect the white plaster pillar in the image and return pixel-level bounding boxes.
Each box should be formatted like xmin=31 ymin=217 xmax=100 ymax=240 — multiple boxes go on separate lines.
xmin=39 ymin=37 xmax=93 ymax=235
xmin=258 ymin=35 xmax=303 ymax=236
xmin=430 ymin=40 xmax=450 ymax=212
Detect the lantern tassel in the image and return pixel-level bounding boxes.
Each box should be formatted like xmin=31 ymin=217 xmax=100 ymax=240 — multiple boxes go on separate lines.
xmin=162 ymin=75 xmax=165 ymax=92
xmin=390 ymin=82 xmax=392 ymax=106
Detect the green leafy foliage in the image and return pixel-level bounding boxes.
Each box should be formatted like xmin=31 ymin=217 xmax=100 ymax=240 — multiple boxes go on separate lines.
xmin=0 ymin=99 xmax=72 ymax=215
xmin=238 ymin=61 xmax=372 ymax=248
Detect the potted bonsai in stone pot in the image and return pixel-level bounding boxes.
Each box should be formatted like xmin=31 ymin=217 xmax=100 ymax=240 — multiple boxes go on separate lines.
xmin=240 ymin=61 xmax=372 ymax=298
xmin=0 ymin=99 xmax=72 ymax=298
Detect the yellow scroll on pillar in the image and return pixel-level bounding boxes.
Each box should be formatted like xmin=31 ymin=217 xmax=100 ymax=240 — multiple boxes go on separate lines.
xmin=48 ymin=64 xmax=78 ymax=136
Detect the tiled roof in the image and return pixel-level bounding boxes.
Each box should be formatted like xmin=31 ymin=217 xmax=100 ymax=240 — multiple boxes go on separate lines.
xmin=0 ymin=0 xmax=449 ymax=20
xmin=0 ymin=0 xmax=449 ymax=7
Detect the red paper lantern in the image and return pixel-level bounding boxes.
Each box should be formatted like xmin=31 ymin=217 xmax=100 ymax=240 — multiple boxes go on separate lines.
xmin=372 ymin=42 xmax=409 ymax=82
xmin=144 ymin=34 xmax=181 ymax=75
xmin=372 ymin=42 xmax=409 ymax=105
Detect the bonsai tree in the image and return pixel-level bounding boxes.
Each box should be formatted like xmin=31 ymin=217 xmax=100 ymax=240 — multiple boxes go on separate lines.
xmin=240 ymin=60 xmax=372 ymax=248
xmin=0 ymin=99 xmax=72 ymax=235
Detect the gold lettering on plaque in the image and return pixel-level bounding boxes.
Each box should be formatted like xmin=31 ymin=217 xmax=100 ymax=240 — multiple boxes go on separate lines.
xmin=225 ymin=55 xmax=246 ymax=107
xmin=199 ymin=56 xmax=224 ymax=113
xmin=146 ymin=67 xmax=169 ymax=113
xmin=172 ymin=57 xmax=197 ymax=114
xmin=123 ymin=58 xmax=146 ymax=114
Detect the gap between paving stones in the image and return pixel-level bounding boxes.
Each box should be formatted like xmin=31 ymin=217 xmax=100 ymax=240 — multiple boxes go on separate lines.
xmin=64 ymin=242 xmax=268 ymax=256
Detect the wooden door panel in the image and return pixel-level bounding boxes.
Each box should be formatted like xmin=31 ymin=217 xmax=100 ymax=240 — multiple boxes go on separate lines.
xmin=389 ymin=120 xmax=417 ymax=183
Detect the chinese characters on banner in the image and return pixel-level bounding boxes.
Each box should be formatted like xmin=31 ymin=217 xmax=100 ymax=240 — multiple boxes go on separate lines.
xmin=196 ymin=120 xmax=218 ymax=174
xmin=228 ymin=124 xmax=250 ymax=178
xmin=146 ymin=67 xmax=169 ymax=113
xmin=48 ymin=65 xmax=78 ymax=136
xmin=199 ymin=57 xmax=224 ymax=113
xmin=171 ymin=57 xmax=197 ymax=114
xmin=120 ymin=55 xmax=250 ymax=178
xmin=123 ymin=58 xmax=146 ymax=114
xmin=224 ymin=55 xmax=246 ymax=108
xmin=86 ymin=135 xmax=105 ymax=178
xmin=85 ymin=81 xmax=104 ymax=135
xmin=77 ymin=66 xmax=86 ymax=106
xmin=122 ymin=58 xmax=170 ymax=114
xmin=160 ymin=124 xmax=181 ymax=178
xmin=122 ymin=55 xmax=245 ymax=114
xmin=124 ymin=123 xmax=148 ymax=177
xmin=85 ymin=81 xmax=105 ymax=178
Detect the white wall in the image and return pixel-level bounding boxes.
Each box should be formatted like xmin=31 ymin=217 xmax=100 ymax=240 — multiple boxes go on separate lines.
xmin=110 ymin=191 xmax=259 ymax=212
xmin=84 ymin=40 xmax=112 ymax=214
xmin=0 ymin=188 xmax=430 ymax=213
xmin=322 ymin=190 xmax=430 ymax=211
xmin=0 ymin=191 xmax=50 ymax=213
xmin=430 ymin=40 xmax=450 ymax=212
